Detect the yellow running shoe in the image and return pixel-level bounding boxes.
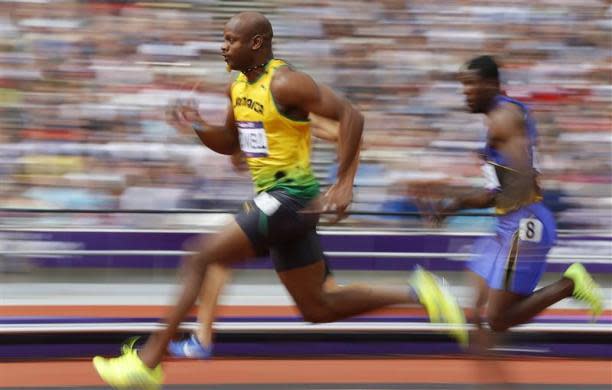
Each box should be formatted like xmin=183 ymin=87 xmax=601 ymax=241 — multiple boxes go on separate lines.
xmin=438 ymin=278 xmax=469 ymax=347
xmin=563 ymin=263 xmax=603 ymax=320
xmin=93 ymin=338 xmax=164 ymax=390
xmin=411 ymin=266 xmax=442 ymax=323
xmin=412 ymin=267 xmax=468 ymax=346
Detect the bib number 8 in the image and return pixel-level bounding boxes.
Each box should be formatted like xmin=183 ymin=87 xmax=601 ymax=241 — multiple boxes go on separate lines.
xmin=519 ymin=218 xmax=543 ymax=243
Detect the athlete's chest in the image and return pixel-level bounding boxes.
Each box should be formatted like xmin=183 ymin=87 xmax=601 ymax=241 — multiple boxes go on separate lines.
xmin=232 ymin=82 xmax=273 ymax=158
xmin=232 ymin=82 xmax=270 ymax=118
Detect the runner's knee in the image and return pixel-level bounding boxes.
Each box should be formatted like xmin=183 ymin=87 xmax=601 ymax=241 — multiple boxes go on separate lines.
xmin=300 ymin=304 xmax=336 ymax=324
xmin=296 ymin=293 xmax=338 ymax=324
xmin=486 ymin=311 xmax=510 ymax=332
xmin=182 ymin=236 xmax=202 ymax=253
xmin=181 ymin=238 xmax=217 ymax=274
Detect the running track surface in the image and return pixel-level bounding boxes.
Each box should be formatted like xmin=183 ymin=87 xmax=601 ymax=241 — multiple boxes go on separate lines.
xmin=2 ymin=306 xmax=610 ymax=388
xmin=1 ymin=357 xmax=610 ymax=389
xmin=3 ymin=305 xmax=611 ymax=318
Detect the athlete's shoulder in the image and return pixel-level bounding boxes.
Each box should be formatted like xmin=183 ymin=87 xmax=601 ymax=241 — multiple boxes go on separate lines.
xmin=270 ymin=64 xmax=316 ymax=99
xmin=490 ymin=101 xmax=523 ymax=126
xmin=487 ymin=103 xmax=525 ymax=143
xmin=272 ymin=62 xmax=304 ymax=82
xmin=496 ymin=95 xmax=530 ymax=118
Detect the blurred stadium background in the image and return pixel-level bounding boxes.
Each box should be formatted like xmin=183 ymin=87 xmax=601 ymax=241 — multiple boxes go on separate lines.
xmin=0 ymin=0 xmax=610 ymax=228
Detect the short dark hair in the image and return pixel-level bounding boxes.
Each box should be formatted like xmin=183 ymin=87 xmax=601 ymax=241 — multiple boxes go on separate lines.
xmin=465 ymin=55 xmax=499 ymax=81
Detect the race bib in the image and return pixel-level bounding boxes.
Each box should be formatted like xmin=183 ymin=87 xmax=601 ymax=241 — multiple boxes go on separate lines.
xmin=519 ymin=218 xmax=543 ymax=243
xmin=481 ymin=162 xmax=500 ymax=190
xmin=238 ymin=121 xmax=269 ymax=157
xmin=253 ymin=192 xmax=281 ymax=216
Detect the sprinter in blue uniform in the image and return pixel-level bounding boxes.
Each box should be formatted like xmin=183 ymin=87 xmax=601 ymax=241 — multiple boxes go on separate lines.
xmin=433 ymin=55 xmax=603 ymax=332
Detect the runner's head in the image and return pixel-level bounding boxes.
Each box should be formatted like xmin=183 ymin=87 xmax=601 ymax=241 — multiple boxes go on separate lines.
xmin=222 ymin=12 xmax=273 ymax=73
xmin=458 ymin=55 xmax=500 ymax=113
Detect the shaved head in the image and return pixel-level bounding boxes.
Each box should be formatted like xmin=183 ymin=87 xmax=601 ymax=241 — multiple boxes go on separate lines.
xmin=226 ymin=11 xmax=273 ymax=47
xmin=222 ymin=12 xmax=274 ymax=73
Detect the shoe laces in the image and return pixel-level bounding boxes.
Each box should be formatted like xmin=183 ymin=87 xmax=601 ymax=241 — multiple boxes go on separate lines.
xmin=122 ymin=336 xmax=140 ymax=353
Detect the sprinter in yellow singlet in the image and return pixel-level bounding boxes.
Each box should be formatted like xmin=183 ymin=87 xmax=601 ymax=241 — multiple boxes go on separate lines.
xmin=164 ymin=114 xmax=340 ymax=360
xmin=93 ymin=12 xmax=466 ymax=388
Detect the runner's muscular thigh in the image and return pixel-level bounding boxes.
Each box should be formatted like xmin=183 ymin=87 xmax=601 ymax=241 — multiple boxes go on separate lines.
xmin=278 ymin=260 xmax=329 ymax=309
xmin=191 ymin=220 xmax=257 ymax=268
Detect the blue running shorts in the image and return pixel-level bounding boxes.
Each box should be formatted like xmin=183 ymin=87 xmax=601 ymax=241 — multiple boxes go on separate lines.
xmin=468 ymin=202 xmax=557 ymax=295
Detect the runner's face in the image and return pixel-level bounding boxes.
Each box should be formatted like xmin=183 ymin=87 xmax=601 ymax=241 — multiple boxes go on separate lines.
xmin=459 ymin=71 xmax=489 ymax=114
xmin=221 ymin=22 xmax=254 ymax=72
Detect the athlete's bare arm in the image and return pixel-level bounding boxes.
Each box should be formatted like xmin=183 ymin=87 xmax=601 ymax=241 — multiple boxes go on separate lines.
xmin=436 ymin=104 xmax=531 ymax=216
xmin=271 ymin=67 xmax=364 ymax=216
xmin=309 ymin=114 xmax=360 ymax=198
xmin=310 ymin=114 xmax=339 ymax=142
xmin=170 ymin=84 xmax=240 ymax=155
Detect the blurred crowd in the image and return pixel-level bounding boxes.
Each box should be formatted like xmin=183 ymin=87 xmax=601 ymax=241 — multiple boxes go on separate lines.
xmin=0 ymin=0 xmax=610 ymax=229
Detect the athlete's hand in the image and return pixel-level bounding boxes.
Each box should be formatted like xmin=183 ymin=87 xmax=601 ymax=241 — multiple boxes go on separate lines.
xmin=166 ymin=100 xmax=188 ymax=134
xmin=166 ymin=99 xmax=206 ymax=135
xmin=321 ymin=180 xmax=353 ymax=223
xmin=405 ymin=181 xmax=445 ymax=227
xmin=412 ymin=197 xmax=453 ymax=228
xmin=230 ymin=151 xmax=249 ymax=173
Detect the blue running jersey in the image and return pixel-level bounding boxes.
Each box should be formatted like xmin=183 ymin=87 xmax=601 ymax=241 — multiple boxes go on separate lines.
xmin=470 ymin=95 xmax=557 ymax=295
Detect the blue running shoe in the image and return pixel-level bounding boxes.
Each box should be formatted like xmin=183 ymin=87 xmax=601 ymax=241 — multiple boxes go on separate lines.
xmin=168 ymin=334 xmax=212 ymax=359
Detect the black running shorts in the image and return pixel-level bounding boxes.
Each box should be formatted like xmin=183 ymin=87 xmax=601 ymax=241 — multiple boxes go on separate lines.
xmin=235 ymin=189 xmax=330 ymax=274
